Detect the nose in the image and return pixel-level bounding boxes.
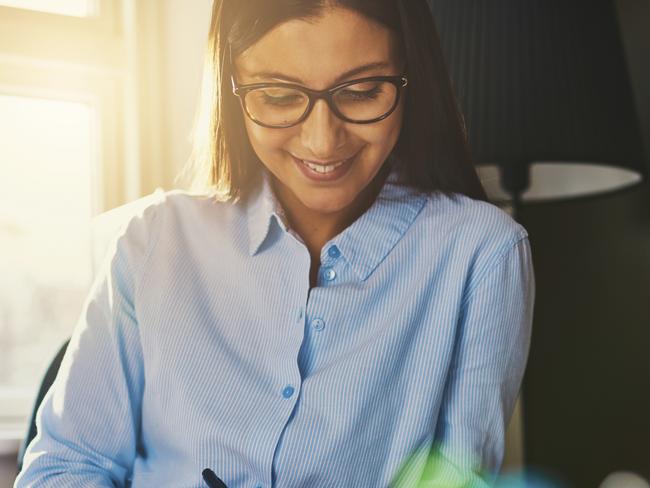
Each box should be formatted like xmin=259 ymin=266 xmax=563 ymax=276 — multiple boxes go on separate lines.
xmin=300 ymin=99 xmax=346 ymax=160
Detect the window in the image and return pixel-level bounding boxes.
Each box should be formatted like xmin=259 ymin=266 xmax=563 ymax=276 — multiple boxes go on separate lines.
xmin=0 ymin=93 xmax=96 ymax=431
xmin=0 ymin=0 xmax=97 ymax=17
xmin=0 ymin=0 xmax=164 ymax=449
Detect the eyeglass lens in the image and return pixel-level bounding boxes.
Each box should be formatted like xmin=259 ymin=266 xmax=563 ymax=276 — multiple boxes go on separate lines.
xmin=243 ymin=80 xmax=399 ymax=127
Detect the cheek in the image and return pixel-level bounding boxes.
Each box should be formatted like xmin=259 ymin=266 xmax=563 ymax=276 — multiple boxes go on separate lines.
xmin=358 ymin=111 xmax=404 ymax=150
xmin=388 ymin=102 xmax=405 ymax=139
xmin=244 ymin=119 xmax=292 ymax=157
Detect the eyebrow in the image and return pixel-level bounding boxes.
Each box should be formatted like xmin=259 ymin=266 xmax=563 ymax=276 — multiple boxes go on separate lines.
xmin=248 ymin=61 xmax=393 ymax=84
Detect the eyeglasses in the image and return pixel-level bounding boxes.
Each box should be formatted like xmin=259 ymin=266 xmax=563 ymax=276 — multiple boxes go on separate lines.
xmin=231 ymin=75 xmax=408 ymax=129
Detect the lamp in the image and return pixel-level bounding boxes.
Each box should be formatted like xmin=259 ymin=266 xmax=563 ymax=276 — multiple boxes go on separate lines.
xmin=426 ymin=0 xmax=646 ymax=216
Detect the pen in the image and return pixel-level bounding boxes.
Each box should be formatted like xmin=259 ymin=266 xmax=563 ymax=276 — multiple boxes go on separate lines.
xmin=202 ymin=468 xmax=228 ymax=488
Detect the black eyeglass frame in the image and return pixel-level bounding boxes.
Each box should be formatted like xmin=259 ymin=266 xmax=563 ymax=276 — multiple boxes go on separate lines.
xmin=231 ymin=75 xmax=408 ymax=129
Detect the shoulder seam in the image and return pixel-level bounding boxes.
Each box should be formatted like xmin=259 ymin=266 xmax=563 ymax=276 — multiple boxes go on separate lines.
xmin=460 ymin=231 xmax=529 ymax=308
xmin=134 ymin=195 xmax=166 ymax=299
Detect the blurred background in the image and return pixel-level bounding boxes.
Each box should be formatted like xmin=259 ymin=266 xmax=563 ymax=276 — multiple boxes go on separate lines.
xmin=0 ymin=1 xmax=213 ymax=485
xmin=0 ymin=1 xmax=648 ymax=487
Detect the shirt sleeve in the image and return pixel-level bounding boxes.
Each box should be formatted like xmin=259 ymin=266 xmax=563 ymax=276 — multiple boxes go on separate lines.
xmin=14 ymin=206 xmax=157 ymax=487
xmin=419 ymin=234 xmax=535 ymax=487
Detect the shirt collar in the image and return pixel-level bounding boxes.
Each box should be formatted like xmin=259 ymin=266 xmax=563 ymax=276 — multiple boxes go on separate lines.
xmin=245 ymin=167 xmax=428 ymax=281
xmin=332 ymin=171 xmax=427 ymax=281
xmin=246 ymin=169 xmax=289 ymax=256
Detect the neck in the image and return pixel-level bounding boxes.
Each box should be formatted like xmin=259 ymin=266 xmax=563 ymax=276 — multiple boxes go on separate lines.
xmin=271 ymin=167 xmax=390 ymax=257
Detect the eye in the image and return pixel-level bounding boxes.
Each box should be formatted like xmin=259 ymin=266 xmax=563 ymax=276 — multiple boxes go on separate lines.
xmin=337 ymin=85 xmax=383 ymax=101
xmin=251 ymin=88 xmax=305 ymax=106
xmin=261 ymin=94 xmax=303 ymax=106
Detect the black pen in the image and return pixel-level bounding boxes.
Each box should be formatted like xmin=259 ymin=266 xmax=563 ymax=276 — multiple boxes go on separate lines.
xmin=202 ymin=468 xmax=228 ymax=488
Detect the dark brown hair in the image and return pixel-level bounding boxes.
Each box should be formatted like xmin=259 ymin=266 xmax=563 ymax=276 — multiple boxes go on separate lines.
xmin=186 ymin=0 xmax=487 ymax=203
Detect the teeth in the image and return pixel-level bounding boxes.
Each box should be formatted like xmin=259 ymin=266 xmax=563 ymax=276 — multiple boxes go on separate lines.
xmin=302 ymin=159 xmax=347 ymax=174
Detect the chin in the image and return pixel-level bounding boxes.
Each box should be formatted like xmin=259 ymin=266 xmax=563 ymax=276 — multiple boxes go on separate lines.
xmin=300 ymin=196 xmax=351 ymax=215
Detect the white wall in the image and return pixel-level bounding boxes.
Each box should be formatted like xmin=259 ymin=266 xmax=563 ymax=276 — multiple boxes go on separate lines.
xmin=159 ymin=0 xmax=213 ymax=187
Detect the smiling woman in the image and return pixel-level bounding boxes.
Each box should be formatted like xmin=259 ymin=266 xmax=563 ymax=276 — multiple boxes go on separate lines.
xmin=230 ymin=7 xmax=411 ymax=284
xmin=15 ymin=1 xmax=535 ymax=487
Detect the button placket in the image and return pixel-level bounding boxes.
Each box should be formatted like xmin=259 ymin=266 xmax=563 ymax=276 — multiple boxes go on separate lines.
xmin=311 ymin=318 xmax=325 ymax=331
xmin=321 ymin=245 xmax=341 ymax=285
xmin=322 ymin=267 xmax=337 ymax=282
xmin=327 ymin=245 xmax=341 ymax=259
xmin=282 ymin=385 xmax=295 ymax=398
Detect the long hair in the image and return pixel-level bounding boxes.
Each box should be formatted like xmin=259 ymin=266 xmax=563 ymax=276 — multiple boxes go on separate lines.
xmin=185 ymin=0 xmax=488 ymax=203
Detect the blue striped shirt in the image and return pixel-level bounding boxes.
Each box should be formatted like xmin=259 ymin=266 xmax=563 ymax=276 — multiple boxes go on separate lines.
xmin=16 ymin=169 xmax=534 ymax=488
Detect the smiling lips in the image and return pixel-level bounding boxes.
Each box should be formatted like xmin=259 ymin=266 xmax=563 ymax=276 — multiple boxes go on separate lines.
xmin=292 ymin=153 xmax=358 ymax=181
xmin=301 ymin=159 xmax=348 ymax=174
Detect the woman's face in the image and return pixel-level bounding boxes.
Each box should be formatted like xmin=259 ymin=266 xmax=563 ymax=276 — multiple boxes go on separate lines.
xmin=234 ymin=6 xmax=405 ymax=222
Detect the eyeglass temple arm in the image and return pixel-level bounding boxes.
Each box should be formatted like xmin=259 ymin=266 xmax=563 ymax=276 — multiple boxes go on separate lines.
xmin=231 ymin=76 xmax=238 ymax=95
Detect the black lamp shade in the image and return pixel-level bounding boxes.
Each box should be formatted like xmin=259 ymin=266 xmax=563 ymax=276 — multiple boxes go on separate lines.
xmin=427 ymin=0 xmax=647 ymax=200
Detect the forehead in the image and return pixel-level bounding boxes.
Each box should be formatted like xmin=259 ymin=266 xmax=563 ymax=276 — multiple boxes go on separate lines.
xmin=235 ymin=7 xmax=399 ymax=88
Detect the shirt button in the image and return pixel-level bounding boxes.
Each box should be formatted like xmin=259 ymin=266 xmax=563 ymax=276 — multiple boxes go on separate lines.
xmin=311 ymin=318 xmax=325 ymax=331
xmin=297 ymin=307 xmax=304 ymax=322
xmin=328 ymin=245 xmax=341 ymax=259
xmin=282 ymin=385 xmax=295 ymax=398
xmin=323 ymin=267 xmax=336 ymax=281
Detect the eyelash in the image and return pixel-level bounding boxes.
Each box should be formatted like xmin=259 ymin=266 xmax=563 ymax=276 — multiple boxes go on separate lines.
xmin=338 ymin=87 xmax=382 ymax=100
xmin=260 ymin=94 xmax=303 ymax=106
xmin=260 ymin=86 xmax=383 ymax=106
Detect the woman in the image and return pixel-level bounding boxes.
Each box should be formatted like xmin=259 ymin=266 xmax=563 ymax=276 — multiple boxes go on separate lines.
xmin=16 ymin=1 xmax=534 ymax=487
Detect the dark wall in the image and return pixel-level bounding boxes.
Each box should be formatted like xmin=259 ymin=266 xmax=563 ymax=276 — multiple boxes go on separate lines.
xmin=521 ymin=1 xmax=650 ymax=486
xmin=521 ymin=185 xmax=650 ymax=486
xmin=618 ymin=0 xmax=650 ymax=164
